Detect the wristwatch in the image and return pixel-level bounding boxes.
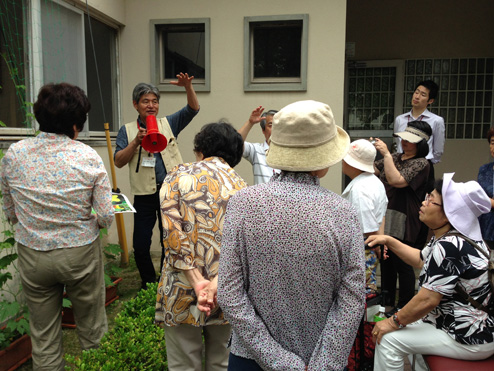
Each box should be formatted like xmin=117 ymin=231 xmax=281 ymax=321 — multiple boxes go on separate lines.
xmin=392 ymin=313 xmax=406 ymax=329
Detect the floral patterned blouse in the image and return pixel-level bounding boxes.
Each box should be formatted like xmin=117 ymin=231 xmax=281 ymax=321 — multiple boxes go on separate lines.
xmin=419 ymin=232 xmax=494 ymax=345
xmin=0 ymin=132 xmax=114 ymax=250
xmin=155 ymin=156 xmax=247 ymax=327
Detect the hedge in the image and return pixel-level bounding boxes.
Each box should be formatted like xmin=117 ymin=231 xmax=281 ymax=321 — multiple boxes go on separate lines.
xmin=65 ymin=282 xmax=167 ymax=370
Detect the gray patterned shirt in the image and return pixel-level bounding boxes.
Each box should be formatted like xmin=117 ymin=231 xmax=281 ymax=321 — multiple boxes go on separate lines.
xmin=218 ymin=172 xmax=366 ymax=370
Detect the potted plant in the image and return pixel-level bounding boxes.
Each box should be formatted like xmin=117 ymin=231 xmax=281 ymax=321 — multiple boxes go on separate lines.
xmin=62 ymin=230 xmax=123 ymax=328
xmin=0 ymin=148 xmax=32 ymax=370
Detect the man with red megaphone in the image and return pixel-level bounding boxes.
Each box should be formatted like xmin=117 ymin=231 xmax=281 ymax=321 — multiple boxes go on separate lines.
xmin=115 ymin=73 xmax=199 ymax=289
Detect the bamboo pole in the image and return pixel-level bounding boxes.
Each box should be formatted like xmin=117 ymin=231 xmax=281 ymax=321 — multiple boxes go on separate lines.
xmin=104 ymin=123 xmax=129 ymax=267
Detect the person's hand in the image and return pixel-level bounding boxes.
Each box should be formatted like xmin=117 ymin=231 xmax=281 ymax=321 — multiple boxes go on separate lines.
xmin=170 ymin=72 xmax=194 ymax=88
xmin=195 ymin=279 xmax=218 ymax=316
xmin=365 ymin=234 xmax=388 ymax=249
xmin=373 ymin=138 xmax=390 ymax=157
xmin=134 ymin=128 xmax=147 ymax=145
xmin=249 ymin=106 xmax=264 ymax=125
xmin=372 ymin=317 xmax=399 ymax=344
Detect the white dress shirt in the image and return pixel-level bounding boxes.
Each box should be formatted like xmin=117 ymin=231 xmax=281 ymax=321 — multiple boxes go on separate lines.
xmin=394 ymin=108 xmax=445 ymax=164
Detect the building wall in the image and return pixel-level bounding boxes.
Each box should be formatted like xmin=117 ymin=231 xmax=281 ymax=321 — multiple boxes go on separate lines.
xmin=102 ymin=0 xmax=348 ymax=254
xmin=346 ymin=0 xmax=494 ymax=182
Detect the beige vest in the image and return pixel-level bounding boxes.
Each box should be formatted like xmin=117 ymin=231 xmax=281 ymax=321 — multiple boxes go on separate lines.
xmin=125 ymin=117 xmax=183 ymax=195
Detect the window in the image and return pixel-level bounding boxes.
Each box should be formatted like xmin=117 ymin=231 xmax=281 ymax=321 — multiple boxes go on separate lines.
xmin=0 ymin=0 xmax=29 ymax=132
xmin=404 ymin=58 xmax=494 ymax=139
xmin=39 ymin=0 xmax=120 ymax=134
xmin=345 ymin=60 xmax=404 ymax=138
xmin=0 ymin=0 xmax=120 ymax=136
xmin=244 ymin=14 xmax=308 ymax=91
xmin=151 ymin=18 xmax=210 ymax=92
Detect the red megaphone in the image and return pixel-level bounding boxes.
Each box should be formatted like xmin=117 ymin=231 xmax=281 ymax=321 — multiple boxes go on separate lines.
xmin=141 ymin=115 xmax=168 ymax=153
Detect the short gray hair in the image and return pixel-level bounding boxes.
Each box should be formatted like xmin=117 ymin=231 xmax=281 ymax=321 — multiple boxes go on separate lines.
xmin=132 ymin=83 xmax=160 ymax=103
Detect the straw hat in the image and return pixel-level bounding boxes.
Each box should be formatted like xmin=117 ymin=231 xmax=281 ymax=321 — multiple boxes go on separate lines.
xmin=393 ymin=126 xmax=430 ymax=143
xmin=343 ymin=139 xmax=376 ymax=173
xmin=442 ymin=172 xmax=491 ymax=240
xmin=266 ymin=100 xmax=350 ymax=172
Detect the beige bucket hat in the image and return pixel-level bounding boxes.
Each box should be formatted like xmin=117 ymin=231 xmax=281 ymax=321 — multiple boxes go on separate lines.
xmin=266 ymin=100 xmax=350 ymax=172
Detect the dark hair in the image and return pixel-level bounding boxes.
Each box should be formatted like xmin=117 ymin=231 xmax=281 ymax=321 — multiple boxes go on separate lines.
xmin=414 ymin=80 xmax=439 ymax=101
xmin=407 ymin=120 xmax=432 ymax=158
xmin=486 ymin=127 xmax=494 ymax=143
xmin=434 ymin=178 xmax=444 ymax=197
xmin=260 ymin=109 xmax=278 ymax=130
xmin=34 ymin=83 xmax=91 ymax=139
xmin=132 ymin=82 xmax=160 ymax=103
xmin=193 ymin=122 xmax=244 ymax=168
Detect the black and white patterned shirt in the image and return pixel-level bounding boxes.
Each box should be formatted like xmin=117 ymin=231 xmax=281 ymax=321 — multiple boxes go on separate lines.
xmin=420 ymin=233 xmax=494 ymax=345
xmin=217 ymin=172 xmax=366 ymax=370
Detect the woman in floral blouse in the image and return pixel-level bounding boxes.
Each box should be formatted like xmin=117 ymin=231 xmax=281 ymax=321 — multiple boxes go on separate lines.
xmin=367 ymin=173 xmax=494 ymax=370
xmin=0 ymin=83 xmax=114 ymax=369
xmin=155 ymin=122 xmax=246 ymax=371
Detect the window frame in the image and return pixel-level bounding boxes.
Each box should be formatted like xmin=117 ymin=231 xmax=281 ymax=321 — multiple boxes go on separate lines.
xmin=244 ymin=14 xmax=308 ymax=92
xmin=0 ymin=0 xmax=122 ymax=138
xmin=150 ymin=18 xmax=211 ymax=93
xmin=344 ymin=60 xmax=405 ymax=139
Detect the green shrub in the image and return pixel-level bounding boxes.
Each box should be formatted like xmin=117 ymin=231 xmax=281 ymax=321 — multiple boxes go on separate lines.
xmin=65 ymin=282 xmax=167 ymax=370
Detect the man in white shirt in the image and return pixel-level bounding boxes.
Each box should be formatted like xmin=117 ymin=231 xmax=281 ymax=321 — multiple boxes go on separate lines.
xmin=342 ymin=139 xmax=388 ymax=293
xmin=238 ymin=107 xmax=280 ymax=184
xmin=394 ymin=80 xmax=445 ymax=164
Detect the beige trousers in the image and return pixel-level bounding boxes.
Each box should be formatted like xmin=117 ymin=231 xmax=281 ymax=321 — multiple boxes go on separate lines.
xmin=18 ymin=239 xmax=107 ymax=371
xmin=164 ymin=324 xmax=231 ymax=371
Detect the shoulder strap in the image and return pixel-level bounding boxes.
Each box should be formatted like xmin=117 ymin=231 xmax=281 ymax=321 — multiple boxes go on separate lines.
xmin=440 ymin=231 xmax=493 ymax=316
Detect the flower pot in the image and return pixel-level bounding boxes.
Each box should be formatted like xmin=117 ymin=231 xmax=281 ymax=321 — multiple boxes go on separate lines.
xmin=0 ymin=334 xmax=32 ymax=371
xmin=62 ymin=277 xmax=123 ymax=328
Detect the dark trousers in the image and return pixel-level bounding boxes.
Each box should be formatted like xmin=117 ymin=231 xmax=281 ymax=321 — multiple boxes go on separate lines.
xmin=380 ymin=245 xmax=416 ymax=308
xmin=228 ymin=353 xmax=263 ymax=371
xmin=133 ymin=189 xmax=165 ymax=288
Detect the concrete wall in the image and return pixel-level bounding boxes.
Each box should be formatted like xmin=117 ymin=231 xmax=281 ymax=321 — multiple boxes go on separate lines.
xmin=346 ymin=0 xmax=494 ymax=182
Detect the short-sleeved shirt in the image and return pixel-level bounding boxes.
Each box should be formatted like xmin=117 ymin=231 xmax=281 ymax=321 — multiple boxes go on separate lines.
xmin=115 ymin=105 xmax=198 ymax=184
xmin=242 ymin=141 xmax=280 ymax=184
xmin=419 ymin=233 xmax=494 ymax=345
xmin=342 ymin=172 xmax=388 ymax=234
xmin=477 ymin=162 xmax=494 ymax=241
xmin=155 ymin=156 xmax=247 ymax=327
xmin=375 ymin=153 xmax=430 ymax=245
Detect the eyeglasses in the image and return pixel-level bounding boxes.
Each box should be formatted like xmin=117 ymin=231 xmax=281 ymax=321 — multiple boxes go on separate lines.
xmin=424 ymin=193 xmax=442 ymax=207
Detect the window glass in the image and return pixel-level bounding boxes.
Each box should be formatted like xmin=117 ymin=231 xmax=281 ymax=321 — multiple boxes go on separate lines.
xmin=161 ymin=24 xmax=205 ymax=80
xmin=403 ymin=58 xmax=494 ymax=139
xmin=252 ymin=21 xmax=302 ymax=79
xmin=84 ymin=15 xmax=118 ymax=132
xmin=0 ymin=0 xmax=28 ymax=129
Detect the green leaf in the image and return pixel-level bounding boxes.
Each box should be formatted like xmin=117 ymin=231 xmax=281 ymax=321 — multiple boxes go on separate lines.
xmin=99 ymin=228 xmax=108 ymax=239
xmin=0 ymin=272 xmax=13 ymax=288
xmin=0 ymin=301 xmax=20 ymax=321
xmin=63 ymin=297 xmax=72 ymax=308
xmin=0 ymin=253 xmax=17 ymax=269
xmin=104 ymin=244 xmax=122 ymax=256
